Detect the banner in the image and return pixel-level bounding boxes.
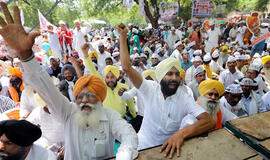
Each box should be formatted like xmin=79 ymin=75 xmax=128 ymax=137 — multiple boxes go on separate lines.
xmin=159 ymin=2 xmax=179 ymax=20
xmin=139 ymin=0 xmax=145 ymax=16
xmin=38 ymin=10 xmax=56 ymax=31
xmin=250 ymin=33 xmax=270 ymax=47
xmin=123 ymin=0 xmax=133 ymax=9
xmin=192 ymin=1 xmax=213 ymax=17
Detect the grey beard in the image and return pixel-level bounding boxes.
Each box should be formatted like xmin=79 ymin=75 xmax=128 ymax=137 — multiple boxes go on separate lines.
xmin=198 ymin=96 xmax=220 ymax=120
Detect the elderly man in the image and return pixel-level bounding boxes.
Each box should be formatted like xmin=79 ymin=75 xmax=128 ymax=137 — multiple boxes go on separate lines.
xmin=0 ymin=3 xmax=138 ymax=160
xmin=82 ymin=44 xmax=136 ymax=118
xmin=72 ymin=20 xmax=91 ymax=58
xmin=188 ymin=65 xmax=206 ymax=101
xmin=0 ymin=120 xmax=56 ymax=160
xmin=262 ymin=55 xmax=270 ymax=87
xmin=219 ymin=56 xmax=243 ymax=88
xmin=116 ymin=23 xmax=215 ymax=158
xmin=166 ymin=27 xmax=180 ymax=50
xmin=8 ymin=68 xmax=24 ymax=103
xmin=197 ymin=80 xmax=237 ymax=130
xmin=239 ymin=78 xmax=266 ymax=116
xmin=220 ymin=84 xmax=247 ymax=117
xmin=205 ymin=21 xmax=221 ymax=53
xmin=185 ymin=56 xmax=203 ymax=84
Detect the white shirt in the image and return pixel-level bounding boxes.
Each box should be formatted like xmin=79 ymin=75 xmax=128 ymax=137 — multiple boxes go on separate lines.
xmin=137 ymin=79 xmax=205 ymax=149
xmin=73 ymin=23 xmax=91 ymax=58
xmin=27 ymin=107 xmax=65 ymax=147
xmin=187 ymin=80 xmax=200 ymax=101
xmin=170 ymin=49 xmax=182 ymax=62
xmin=219 ymin=69 xmax=243 ymax=88
xmin=219 ymin=96 xmax=247 ymax=117
xmin=229 ymin=28 xmax=237 ymax=38
xmin=185 ymin=65 xmax=195 ymax=84
xmin=48 ymin=32 xmax=62 ymax=60
xmin=166 ymin=33 xmax=180 ymax=49
xmin=20 ymin=86 xmax=39 ymax=118
xmin=205 ymin=28 xmax=221 ymax=53
xmin=210 ymin=60 xmax=224 ymax=74
xmin=254 ymin=75 xmax=269 ymax=96
xmin=25 ymin=144 xmax=56 ymax=160
xmin=262 ymin=91 xmax=270 ymax=111
xmin=22 ymin=58 xmax=138 ymax=160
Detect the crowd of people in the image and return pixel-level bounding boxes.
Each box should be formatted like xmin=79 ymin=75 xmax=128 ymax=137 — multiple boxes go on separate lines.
xmin=0 ymin=2 xmax=269 ymax=160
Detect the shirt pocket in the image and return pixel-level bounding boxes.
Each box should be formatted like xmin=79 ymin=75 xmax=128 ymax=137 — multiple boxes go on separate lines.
xmin=93 ymin=122 xmax=109 ymax=158
xmin=165 ymin=117 xmax=180 ymax=133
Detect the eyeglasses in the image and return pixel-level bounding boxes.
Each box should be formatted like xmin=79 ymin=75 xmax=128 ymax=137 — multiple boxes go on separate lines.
xmin=76 ymin=93 xmax=97 ymax=100
xmin=207 ymin=92 xmax=219 ymax=98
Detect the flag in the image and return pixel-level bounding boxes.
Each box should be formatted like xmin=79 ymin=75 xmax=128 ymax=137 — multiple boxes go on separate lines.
xmin=38 ymin=10 xmax=56 ymax=31
xmin=139 ymin=0 xmax=145 ymax=16
xmin=18 ymin=5 xmax=24 ymax=26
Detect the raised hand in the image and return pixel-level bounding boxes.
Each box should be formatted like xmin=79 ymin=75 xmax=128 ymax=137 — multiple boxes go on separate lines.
xmin=114 ymin=23 xmax=128 ymax=36
xmin=81 ymin=43 xmax=90 ymax=58
xmin=0 ymin=2 xmax=40 ymax=60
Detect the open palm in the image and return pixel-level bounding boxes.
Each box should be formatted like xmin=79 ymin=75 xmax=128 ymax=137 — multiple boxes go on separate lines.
xmin=0 ymin=2 xmax=39 ymax=59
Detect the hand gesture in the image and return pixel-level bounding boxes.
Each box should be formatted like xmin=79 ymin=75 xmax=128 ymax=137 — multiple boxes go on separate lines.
xmin=0 ymin=2 xmax=40 ymax=60
xmin=81 ymin=43 xmax=90 ymax=58
xmin=118 ymin=87 xmax=127 ymax=96
xmin=160 ymin=131 xmax=184 ymax=159
xmin=114 ymin=23 xmax=129 ymax=36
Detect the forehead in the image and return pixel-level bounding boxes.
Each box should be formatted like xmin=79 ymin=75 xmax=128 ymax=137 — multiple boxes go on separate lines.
xmin=106 ymin=72 xmax=116 ymax=78
xmin=167 ymin=67 xmax=180 ymax=73
xmin=207 ymin=89 xmax=218 ymax=94
xmin=80 ymin=87 xmax=91 ymax=94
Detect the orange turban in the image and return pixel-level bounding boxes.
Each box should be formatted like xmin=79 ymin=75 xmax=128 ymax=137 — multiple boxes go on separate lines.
xmin=9 ymin=68 xmax=22 ymax=79
xmin=73 ymin=75 xmax=107 ymax=102
xmin=198 ymin=79 xmax=224 ymax=97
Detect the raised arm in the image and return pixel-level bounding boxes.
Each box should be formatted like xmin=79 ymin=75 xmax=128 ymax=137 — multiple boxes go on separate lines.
xmin=81 ymin=43 xmax=103 ymax=79
xmin=115 ymin=24 xmax=143 ymax=89
xmin=0 ymin=2 xmax=73 ymax=121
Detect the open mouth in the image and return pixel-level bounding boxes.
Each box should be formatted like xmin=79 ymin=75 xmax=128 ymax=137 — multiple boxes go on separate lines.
xmin=81 ymin=105 xmax=92 ymax=111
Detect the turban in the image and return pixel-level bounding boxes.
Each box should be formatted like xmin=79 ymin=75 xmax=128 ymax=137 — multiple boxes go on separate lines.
xmin=0 ymin=120 xmax=41 ymax=147
xmin=61 ymin=64 xmax=77 ymax=77
xmin=262 ymin=55 xmax=270 ymax=65
xmin=73 ymin=75 xmax=107 ymax=102
xmin=180 ymin=69 xmax=185 ymax=80
xmin=89 ymin=51 xmax=98 ymax=59
xmin=198 ymin=79 xmax=225 ymax=97
xmin=142 ymin=70 xmax=157 ymax=81
xmin=104 ymin=65 xmax=120 ymax=79
xmin=9 ymin=68 xmax=22 ymax=79
xmin=155 ymin=57 xmax=181 ymax=83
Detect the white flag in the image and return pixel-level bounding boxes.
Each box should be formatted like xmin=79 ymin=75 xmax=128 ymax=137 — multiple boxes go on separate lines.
xmin=139 ymin=0 xmax=145 ymax=16
xmin=38 ymin=10 xmax=56 ymax=31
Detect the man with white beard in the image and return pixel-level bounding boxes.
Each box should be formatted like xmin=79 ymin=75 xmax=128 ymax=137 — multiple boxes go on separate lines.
xmin=0 ymin=4 xmax=138 ymax=160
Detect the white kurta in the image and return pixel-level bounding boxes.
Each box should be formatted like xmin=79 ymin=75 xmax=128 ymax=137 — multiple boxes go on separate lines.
xmin=73 ymin=23 xmax=91 ymax=58
xmin=185 ymin=65 xmax=195 ymax=84
xmin=48 ymin=32 xmax=62 ymax=61
xmin=25 ymin=144 xmax=56 ymax=160
xmin=205 ymin=29 xmax=221 ymax=53
xmin=262 ymin=91 xmax=270 ymax=111
xmin=219 ymin=96 xmax=247 ymax=117
xmin=170 ymin=49 xmax=182 ymax=62
xmin=137 ymin=79 xmax=205 ymax=150
xmin=210 ymin=60 xmax=224 ymax=74
xmin=22 ymin=58 xmax=138 ymax=160
xmin=219 ymin=69 xmax=243 ymax=88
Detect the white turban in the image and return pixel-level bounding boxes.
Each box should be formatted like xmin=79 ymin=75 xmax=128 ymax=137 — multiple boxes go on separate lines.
xmin=155 ymin=57 xmax=181 ymax=83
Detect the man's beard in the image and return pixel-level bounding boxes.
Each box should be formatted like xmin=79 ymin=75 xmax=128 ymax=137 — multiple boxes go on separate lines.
xmin=10 ymin=78 xmax=22 ymax=88
xmin=106 ymin=81 xmax=117 ymax=89
xmin=0 ymin=147 xmax=26 ymax=160
xmin=73 ymin=102 xmax=103 ymax=129
xmin=160 ymin=79 xmax=180 ymax=97
xmin=198 ymin=96 xmax=220 ymax=120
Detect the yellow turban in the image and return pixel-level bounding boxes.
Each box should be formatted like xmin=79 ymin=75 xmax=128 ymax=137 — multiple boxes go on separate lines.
xmin=89 ymin=51 xmax=98 ymax=59
xmin=9 ymin=68 xmax=22 ymax=79
xmin=73 ymin=75 xmax=107 ymax=102
xmin=184 ymin=38 xmax=189 ymax=43
xmin=221 ymin=46 xmax=229 ymax=52
xmin=262 ymin=56 xmax=270 ymax=65
xmin=198 ymin=79 xmax=225 ymax=97
xmin=104 ymin=65 xmax=120 ymax=79
xmin=155 ymin=57 xmax=181 ymax=83
xmin=180 ymin=69 xmax=185 ymax=80
xmin=142 ymin=70 xmax=156 ymax=81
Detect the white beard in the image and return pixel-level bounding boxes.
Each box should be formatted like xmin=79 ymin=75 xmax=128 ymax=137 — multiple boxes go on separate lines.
xmin=73 ymin=102 xmax=103 ymax=129
xmin=198 ymin=96 xmax=220 ymax=120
